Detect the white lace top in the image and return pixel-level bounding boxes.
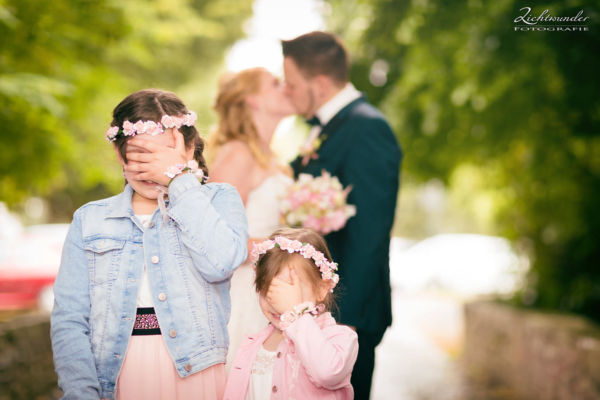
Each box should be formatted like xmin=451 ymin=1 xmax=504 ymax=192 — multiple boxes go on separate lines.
xmin=246 ymin=346 xmax=277 ymax=400
xmin=135 ymin=214 xmax=154 ymax=307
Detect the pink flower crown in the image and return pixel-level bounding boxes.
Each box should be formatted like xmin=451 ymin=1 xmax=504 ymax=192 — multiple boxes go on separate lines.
xmin=105 ymin=111 xmax=197 ymax=142
xmin=250 ymin=236 xmax=340 ymax=291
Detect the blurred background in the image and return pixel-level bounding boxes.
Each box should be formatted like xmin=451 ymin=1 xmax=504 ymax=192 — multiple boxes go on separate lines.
xmin=0 ymin=0 xmax=599 ymax=399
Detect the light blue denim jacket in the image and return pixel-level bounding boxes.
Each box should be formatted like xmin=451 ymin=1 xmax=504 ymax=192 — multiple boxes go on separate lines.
xmin=51 ymin=174 xmax=248 ymax=399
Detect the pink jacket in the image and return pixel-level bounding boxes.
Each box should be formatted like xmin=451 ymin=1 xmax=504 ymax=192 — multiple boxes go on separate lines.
xmin=223 ymin=312 xmax=358 ymax=400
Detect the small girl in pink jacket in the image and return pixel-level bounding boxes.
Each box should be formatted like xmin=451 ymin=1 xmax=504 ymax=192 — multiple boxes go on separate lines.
xmin=224 ymin=227 xmax=359 ymax=399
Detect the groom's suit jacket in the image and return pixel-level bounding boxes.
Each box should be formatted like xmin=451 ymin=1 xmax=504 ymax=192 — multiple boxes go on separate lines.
xmin=291 ymin=96 xmax=402 ymax=333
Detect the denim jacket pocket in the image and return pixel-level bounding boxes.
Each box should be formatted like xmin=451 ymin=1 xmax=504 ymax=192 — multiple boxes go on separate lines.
xmin=84 ymin=237 xmax=126 ymax=286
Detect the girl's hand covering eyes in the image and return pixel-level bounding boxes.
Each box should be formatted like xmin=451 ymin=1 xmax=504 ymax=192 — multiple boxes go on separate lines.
xmin=266 ymin=268 xmax=304 ymax=314
xmin=124 ymin=129 xmax=188 ymax=186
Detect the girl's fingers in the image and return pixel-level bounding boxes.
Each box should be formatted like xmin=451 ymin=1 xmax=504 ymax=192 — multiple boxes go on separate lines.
xmin=124 ymin=163 xmax=139 ymax=172
xmin=133 ymin=173 xmax=150 ymax=181
xmin=127 ymin=138 xmax=164 ymax=152
xmin=289 ymin=268 xmax=298 ymax=286
xmin=125 ymin=152 xmax=154 ymax=162
xmin=126 ymin=172 xmax=150 ymax=182
xmin=267 ymin=286 xmax=280 ymax=298
xmin=124 ymin=164 xmax=151 ymax=178
xmin=173 ymin=129 xmax=186 ymax=153
xmin=124 ymin=162 xmax=150 ymax=173
xmin=267 ymin=288 xmax=283 ymax=303
xmin=128 ymin=136 xmax=187 ymax=172
xmin=271 ymin=277 xmax=291 ymax=287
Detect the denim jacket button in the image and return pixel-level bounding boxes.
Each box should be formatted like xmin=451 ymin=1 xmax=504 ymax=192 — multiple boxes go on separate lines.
xmin=185 ymin=363 xmax=192 ymax=372
xmin=169 ymin=329 xmax=177 ymax=338
xmin=158 ymin=292 xmax=167 ymax=301
xmin=148 ymin=221 xmax=155 ymax=228
xmin=151 ymin=255 xmax=159 ymax=264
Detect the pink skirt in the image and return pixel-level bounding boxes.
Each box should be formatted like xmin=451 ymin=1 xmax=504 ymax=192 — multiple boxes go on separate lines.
xmin=116 ymin=335 xmax=226 ymax=400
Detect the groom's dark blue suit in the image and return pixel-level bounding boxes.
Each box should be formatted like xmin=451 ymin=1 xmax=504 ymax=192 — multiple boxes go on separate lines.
xmin=291 ymin=95 xmax=402 ymax=399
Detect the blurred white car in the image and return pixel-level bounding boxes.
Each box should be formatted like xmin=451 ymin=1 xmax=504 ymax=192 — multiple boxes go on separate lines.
xmin=0 ymin=223 xmax=69 ymax=312
xmin=389 ymin=234 xmax=527 ymax=297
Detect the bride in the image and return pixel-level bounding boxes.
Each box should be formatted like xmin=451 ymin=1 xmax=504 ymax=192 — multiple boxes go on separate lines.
xmin=206 ymin=67 xmax=295 ymax=365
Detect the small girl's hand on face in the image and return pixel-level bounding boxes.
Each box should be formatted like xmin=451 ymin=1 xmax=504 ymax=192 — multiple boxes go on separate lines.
xmin=124 ymin=129 xmax=189 ymax=186
xmin=266 ymin=267 xmax=303 ymax=314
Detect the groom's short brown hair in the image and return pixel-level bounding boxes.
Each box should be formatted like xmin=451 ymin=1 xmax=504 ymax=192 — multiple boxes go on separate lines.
xmin=282 ymin=31 xmax=349 ymax=84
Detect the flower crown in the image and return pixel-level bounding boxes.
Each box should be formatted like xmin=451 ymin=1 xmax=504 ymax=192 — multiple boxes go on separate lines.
xmin=250 ymin=236 xmax=340 ymax=291
xmin=105 ymin=111 xmax=197 ymax=142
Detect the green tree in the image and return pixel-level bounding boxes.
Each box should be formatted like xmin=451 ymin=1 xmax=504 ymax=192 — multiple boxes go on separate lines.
xmin=0 ymin=0 xmax=126 ymax=205
xmin=0 ymin=0 xmax=252 ymax=218
xmin=326 ymin=0 xmax=600 ymax=319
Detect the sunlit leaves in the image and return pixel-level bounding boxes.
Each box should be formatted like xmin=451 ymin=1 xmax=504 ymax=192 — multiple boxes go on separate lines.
xmin=328 ymin=0 xmax=600 ymax=318
xmin=0 ymin=0 xmax=252 ymax=218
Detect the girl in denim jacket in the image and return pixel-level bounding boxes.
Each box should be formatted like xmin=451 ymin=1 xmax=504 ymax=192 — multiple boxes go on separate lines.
xmin=224 ymin=227 xmax=358 ymax=399
xmin=51 ymin=89 xmax=248 ymax=400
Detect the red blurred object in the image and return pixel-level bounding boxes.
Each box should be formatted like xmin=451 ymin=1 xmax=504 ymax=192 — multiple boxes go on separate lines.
xmin=0 ymin=224 xmax=69 ymax=311
xmin=0 ymin=275 xmax=56 ymax=309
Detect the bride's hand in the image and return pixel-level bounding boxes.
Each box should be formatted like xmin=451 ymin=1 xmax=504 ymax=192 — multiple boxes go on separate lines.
xmin=124 ymin=130 xmax=188 ymax=186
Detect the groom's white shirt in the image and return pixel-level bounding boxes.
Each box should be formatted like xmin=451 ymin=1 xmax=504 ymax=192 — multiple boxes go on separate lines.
xmin=304 ymin=83 xmax=362 ymax=147
xmin=316 ymin=82 xmax=362 ymax=127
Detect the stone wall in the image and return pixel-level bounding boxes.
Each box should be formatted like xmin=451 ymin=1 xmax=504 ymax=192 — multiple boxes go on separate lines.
xmin=464 ymin=301 xmax=600 ymax=400
xmin=0 ymin=313 xmax=60 ymax=400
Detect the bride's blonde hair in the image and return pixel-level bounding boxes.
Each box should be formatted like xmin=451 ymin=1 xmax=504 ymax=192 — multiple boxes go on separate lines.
xmin=206 ymin=67 xmax=271 ymax=168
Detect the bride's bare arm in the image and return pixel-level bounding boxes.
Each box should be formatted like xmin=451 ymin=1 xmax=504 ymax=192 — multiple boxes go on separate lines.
xmin=209 ymin=141 xmax=258 ymax=204
xmin=241 ymin=237 xmax=263 ymax=264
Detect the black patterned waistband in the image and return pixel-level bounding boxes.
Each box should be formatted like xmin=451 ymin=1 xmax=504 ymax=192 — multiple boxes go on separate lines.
xmin=132 ymin=307 xmax=161 ymax=336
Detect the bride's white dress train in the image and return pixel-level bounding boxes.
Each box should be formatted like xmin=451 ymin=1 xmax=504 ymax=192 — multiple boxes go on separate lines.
xmin=227 ymin=173 xmax=292 ymax=366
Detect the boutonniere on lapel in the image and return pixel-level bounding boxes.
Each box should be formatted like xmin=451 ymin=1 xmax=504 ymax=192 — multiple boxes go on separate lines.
xmin=299 ymin=134 xmax=327 ymax=166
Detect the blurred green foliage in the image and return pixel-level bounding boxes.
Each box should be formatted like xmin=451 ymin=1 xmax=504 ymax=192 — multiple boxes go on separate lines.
xmin=2 ymin=0 xmax=599 ymax=320
xmin=326 ymin=0 xmax=600 ymax=320
xmin=0 ymin=0 xmax=252 ymax=219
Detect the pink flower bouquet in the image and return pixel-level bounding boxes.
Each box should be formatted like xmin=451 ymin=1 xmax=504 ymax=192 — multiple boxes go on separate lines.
xmin=280 ymin=170 xmax=356 ymax=235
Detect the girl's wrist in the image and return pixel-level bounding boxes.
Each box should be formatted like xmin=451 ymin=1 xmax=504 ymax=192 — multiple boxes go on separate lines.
xmin=279 ymin=301 xmax=324 ymax=330
xmin=164 ymin=160 xmax=207 ymax=186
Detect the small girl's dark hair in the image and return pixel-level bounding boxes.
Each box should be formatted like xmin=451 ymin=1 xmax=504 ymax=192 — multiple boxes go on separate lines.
xmin=254 ymin=227 xmax=336 ymax=310
xmin=110 ymin=89 xmax=208 ymax=177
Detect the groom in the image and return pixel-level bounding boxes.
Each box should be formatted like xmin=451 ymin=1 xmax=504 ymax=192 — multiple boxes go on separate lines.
xmin=283 ymin=31 xmax=402 ymax=399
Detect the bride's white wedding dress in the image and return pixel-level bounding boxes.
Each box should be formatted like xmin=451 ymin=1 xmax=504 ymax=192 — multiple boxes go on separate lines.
xmin=227 ymin=173 xmax=292 ymax=366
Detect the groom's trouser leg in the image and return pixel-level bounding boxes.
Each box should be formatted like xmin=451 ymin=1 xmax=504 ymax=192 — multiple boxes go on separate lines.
xmin=351 ymin=328 xmax=386 ymax=400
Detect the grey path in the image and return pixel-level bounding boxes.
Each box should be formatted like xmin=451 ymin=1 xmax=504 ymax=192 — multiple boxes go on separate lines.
xmin=370 ymin=234 xmax=522 ymax=399
xmin=371 ymin=290 xmax=465 ymax=400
